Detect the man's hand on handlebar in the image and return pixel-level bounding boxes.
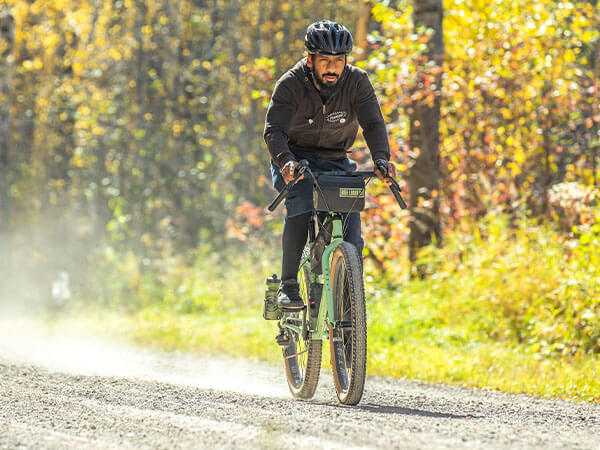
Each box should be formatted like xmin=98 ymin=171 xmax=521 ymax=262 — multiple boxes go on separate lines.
xmin=282 ymin=160 xmax=304 ymax=184
xmin=375 ymin=159 xmax=396 ymax=186
xmin=268 ymin=158 xmax=406 ymax=211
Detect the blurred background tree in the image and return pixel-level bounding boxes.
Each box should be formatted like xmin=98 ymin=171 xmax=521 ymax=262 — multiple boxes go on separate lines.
xmin=0 ymin=7 xmax=15 ymax=299
xmin=0 ymin=0 xmax=598 ymax=304
xmin=408 ymin=0 xmax=443 ymax=272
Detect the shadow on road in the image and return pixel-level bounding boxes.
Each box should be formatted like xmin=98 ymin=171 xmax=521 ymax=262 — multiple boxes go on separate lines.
xmin=308 ymin=398 xmax=480 ymax=419
xmin=355 ymin=403 xmax=479 ymax=419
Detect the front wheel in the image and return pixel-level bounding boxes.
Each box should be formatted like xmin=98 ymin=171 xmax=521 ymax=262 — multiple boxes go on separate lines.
xmin=329 ymin=242 xmax=366 ymax=405
xmin=283 ymin=248 xmax=322 ymax=399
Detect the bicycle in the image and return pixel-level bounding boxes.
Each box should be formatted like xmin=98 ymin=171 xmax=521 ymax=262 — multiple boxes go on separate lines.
xmin=263 ymin=159 xmax=407 ymax=405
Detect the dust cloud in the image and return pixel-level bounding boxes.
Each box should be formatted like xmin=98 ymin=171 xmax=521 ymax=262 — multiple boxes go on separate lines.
xmin=0 ymin=318 xmax=290 ymax=398
xmin=0 ymin=228 xmax=290 ymax=399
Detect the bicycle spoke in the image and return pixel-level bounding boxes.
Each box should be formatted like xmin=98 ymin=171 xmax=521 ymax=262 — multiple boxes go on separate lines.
xmin=285 ymin=347 xmax=309 ymax=360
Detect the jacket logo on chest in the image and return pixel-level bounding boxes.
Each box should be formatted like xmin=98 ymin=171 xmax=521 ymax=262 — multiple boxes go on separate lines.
xmin=325 ymin=111 xmax=348 ymax=124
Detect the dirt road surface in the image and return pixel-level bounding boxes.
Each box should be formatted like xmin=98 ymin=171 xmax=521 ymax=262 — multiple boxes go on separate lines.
xmin=1 ymin=321 xmax=599 ymax=449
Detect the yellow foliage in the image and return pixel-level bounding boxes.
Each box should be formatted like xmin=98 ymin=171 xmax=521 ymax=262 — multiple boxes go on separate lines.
xmin=109 ymin=48 xmax=122 ymax=61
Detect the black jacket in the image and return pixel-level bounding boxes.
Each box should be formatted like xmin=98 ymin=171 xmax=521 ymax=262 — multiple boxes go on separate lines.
xmin=264 ymin=58 xmax=390 ymax=168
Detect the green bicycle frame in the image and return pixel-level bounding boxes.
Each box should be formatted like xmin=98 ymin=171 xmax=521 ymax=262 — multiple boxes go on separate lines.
xmin=280 ymin=212 xmax=344 ymax=340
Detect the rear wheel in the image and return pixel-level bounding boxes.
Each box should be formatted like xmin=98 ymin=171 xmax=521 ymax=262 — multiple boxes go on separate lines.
xmin=329 ymin=242 xmax=366 ymax=405
xmin=283 ymin=248 xmax=322 ymax=399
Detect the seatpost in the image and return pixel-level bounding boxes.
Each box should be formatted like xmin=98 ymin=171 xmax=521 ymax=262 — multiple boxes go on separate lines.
xmin=308 ymin=214 xmax=316 ymax=241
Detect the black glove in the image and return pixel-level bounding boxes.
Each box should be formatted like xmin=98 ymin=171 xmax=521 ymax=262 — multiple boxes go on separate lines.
xmin=375 ymin=159 xmax=392 ymax=177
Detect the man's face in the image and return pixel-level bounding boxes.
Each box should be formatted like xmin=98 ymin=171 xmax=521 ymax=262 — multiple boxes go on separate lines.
xmin=307 ymin=53 xmax=346 ymax=89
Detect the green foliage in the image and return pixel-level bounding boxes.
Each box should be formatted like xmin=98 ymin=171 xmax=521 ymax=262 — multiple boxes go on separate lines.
xmin=368 ymin=0 xmax=600 ymax=228
xmin=3 ymin=0 xmax=600 ymax=280
xmin=2 ymin=0 xmax=362 ymax=271
xmin=361 ymin=214 xmax=600 ymax=401
xmin=83 ymin=239 xmax=279 ymax=312
xmin=367 ymin=212 xmax=600 ymax=357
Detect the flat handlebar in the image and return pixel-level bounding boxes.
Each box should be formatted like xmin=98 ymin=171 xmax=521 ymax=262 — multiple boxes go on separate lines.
xmin=267 ymin=160 xmax=407 ymax=211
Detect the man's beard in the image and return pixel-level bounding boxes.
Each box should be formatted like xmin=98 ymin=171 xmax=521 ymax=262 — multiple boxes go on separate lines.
xmin=311 ymin=67 xmax=342 ymax=98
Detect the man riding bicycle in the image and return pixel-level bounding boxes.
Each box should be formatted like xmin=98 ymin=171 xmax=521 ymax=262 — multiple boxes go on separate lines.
xmin=264 ymin=20 xmax=396 ymax=312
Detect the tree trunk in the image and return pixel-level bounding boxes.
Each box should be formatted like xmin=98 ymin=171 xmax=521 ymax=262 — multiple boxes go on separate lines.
xmin=590 ymin=0 xmax=599 ymax=186
xmin=592 ymin=28 xmax=600 ymax=187
xmin=0 ymin=10 xmax=15 ymax=295
xmin=354 ymin=1 xmax=371 ymax=60
xmin=408 ymin=0 xmax=443 ymax=273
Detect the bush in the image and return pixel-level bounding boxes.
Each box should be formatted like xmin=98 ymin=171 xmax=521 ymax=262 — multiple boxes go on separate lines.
xmin=412 ymin=214 xmax=600 ymax=356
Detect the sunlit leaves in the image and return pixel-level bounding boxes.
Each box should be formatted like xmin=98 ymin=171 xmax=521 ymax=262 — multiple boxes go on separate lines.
xmin=4 ymin=0 xmax=600 ymax=277
xmin=437 ymin=1 xmax=597 ymax=222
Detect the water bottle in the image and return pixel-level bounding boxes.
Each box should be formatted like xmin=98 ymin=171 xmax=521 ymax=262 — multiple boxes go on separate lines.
xmin=263 ymin=274 xmax=281 ymax=320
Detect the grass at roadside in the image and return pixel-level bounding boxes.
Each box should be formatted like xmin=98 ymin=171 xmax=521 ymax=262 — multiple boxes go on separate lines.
xmin=367 ymin=286 xmax=599 ymax=401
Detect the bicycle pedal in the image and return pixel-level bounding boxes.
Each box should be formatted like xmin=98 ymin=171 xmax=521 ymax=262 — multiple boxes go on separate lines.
xmin=279 ymin=304 xmax=306 ymax=312
xmin=335 ymin=320 xmax=352 ymax=329
xmin=275 ymin=333 xmax=290 ymax=346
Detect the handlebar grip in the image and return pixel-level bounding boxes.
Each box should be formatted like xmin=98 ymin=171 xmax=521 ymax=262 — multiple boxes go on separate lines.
xmin=376 ymin=160 xmax=407 ymax=208
xmin=267 ymin=185 xmax=290 ymax=212
xmin=389 ymin=178 xmax=408 ymax=209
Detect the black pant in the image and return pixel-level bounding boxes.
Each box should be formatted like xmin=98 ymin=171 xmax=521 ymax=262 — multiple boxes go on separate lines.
xmin=280 ymin=211 xmax=363 ymax=282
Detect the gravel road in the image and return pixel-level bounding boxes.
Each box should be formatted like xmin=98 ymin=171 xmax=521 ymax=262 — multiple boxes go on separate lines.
xmin=1 ymin=322 xmax=599 ymax=449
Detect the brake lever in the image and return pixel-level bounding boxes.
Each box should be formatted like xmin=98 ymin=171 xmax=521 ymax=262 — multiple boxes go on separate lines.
xmin=295 ymin=159 xmax=309 ymax=176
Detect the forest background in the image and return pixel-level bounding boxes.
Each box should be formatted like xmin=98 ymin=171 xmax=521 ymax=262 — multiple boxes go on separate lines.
xmin=0 ymin=0 xmax=599 ymax=401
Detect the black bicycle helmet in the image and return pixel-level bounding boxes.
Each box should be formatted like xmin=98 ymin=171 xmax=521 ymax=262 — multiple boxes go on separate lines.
xmin=304 ymin=20 xmax=353 ymax=55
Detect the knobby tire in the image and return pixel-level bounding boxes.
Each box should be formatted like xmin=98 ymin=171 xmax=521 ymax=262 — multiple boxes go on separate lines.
xmin=329 ymin=242 xmax=367 ymax=405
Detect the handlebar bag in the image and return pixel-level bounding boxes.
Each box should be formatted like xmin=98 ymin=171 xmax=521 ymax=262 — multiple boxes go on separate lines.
xmin=313 ymin=175 xmax=366 ymax=212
